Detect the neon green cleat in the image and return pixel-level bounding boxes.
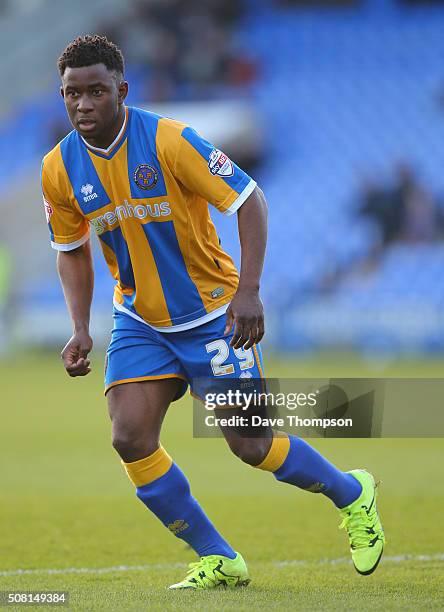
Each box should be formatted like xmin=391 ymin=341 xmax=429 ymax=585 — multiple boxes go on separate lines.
xmin=339 ymin=469 xmax=385 ymax=575
xmin=168 ymin=552 xmax=250 ymax=590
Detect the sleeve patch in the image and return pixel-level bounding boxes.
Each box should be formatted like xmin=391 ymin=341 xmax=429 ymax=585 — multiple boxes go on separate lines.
xmin=208 ymin=149 xmax=234 ymax=177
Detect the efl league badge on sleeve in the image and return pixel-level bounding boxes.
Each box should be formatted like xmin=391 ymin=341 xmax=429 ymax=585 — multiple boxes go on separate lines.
xmin=134 ymin=164 xmax=158 ymax=190
xmin=208 ymin=149 xmax=234 ymax=177
xmin=43 ymin=197 xmax=53 ymax=223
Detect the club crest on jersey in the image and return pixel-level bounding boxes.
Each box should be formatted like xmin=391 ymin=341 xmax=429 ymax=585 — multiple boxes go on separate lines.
xmin=134 ymin=164 xmax=158 ymax=190
xmin=208 ymin=148 xmax=234 ymax=177
xmin=80 ymin=183 xmax=98 ymax=203
xmin=43 ymin=198 xmax=53 ymax=223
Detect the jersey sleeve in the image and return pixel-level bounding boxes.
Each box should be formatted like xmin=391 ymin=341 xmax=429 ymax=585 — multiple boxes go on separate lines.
xmin=41 ymin=158 xmax=90 ymax=251
xmin=174 ymin=126 xmax=257 ymax=215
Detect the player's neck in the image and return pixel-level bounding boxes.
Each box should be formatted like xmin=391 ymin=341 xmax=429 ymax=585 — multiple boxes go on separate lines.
xmin=82 ymin=106 xmax=126 ymax=150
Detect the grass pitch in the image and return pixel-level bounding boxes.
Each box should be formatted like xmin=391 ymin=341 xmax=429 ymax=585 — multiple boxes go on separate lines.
xmin=1 ymin=351 xmax=443 ymax=610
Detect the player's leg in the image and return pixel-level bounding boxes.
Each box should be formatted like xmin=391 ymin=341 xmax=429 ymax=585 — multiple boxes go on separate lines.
xmin=229 ymin=428 xmax=362 ymax=508
xmin=216 ymin=383 xmax=385 ymax=575
xmin=108 ymin=378 xmax=172 ymax=462
xmin=107 ymin=379 xmax=238 ymax=560
xmin=172 ymin=314 xmax=384 ymax=574
xmin=213 ymin=360 xmax=384 ymax=575
xmin=223 ymin=425 xmax=385 ymax=575
xmin=105 ymin=309 xmax=249 ymax=589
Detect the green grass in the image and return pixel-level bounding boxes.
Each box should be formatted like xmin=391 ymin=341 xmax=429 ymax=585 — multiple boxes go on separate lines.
xmin=1 ymin=351 xmax=443 ymax=610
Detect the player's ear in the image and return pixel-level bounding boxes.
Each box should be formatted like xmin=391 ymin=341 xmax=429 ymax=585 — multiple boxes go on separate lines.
xmin=118 ymin=81 xmax=129 ymax=104
xmin=60 ymin=86 xmax=65 ymax=99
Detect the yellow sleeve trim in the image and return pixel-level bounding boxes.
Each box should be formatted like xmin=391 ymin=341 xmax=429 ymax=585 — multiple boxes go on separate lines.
xmin=255 ymin=433 xmax=290 ymax=472
xmin=122 ymin=446 xmax=173 ymax=487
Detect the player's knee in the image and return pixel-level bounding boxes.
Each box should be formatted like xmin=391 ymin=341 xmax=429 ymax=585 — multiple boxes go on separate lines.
xmin=227 ymin=437 xmax=269 ymax=466
xmin=112 ymin=428 xmax=158 ymax=462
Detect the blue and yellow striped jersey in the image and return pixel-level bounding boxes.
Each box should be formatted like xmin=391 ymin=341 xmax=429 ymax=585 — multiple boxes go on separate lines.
xmin=41 ymin=106 xmax=256 ymax=331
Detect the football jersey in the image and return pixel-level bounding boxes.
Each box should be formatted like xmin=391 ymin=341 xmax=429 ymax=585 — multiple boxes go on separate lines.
xmin=41 ymin=106 xmax=257 ymax=331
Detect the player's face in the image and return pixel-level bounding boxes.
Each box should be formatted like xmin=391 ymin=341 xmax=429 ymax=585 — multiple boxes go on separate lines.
xmin=61 ymin=63 xmax=128 ymax=147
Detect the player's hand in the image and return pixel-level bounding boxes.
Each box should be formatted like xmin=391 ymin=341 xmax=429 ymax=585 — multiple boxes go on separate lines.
xmin=61 ymin=329 xmax=93 ymax=377
xmin=224 ymin=288 xmax=265 ymax=350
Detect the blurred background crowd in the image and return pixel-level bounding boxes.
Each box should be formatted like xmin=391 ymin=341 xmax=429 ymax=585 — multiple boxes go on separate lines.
xmin=1 ymin=0 xmax=444 ymax=358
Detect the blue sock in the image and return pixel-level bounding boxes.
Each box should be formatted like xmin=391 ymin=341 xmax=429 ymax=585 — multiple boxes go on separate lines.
xmin=123 ymin=447 xmax=236 ymax=559
xmin=256 ymin=434 xmax=362 ymax=508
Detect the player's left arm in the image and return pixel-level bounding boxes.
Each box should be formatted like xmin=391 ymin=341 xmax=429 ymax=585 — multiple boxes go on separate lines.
xmin=168 ymin=124 xmax=267 ymax=348
xmin=224 ymin=187 xmax=268 ymax=350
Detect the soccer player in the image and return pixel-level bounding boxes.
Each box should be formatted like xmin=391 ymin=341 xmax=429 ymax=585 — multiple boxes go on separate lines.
xmin=41 ymin=35 xmax=385 ymax=589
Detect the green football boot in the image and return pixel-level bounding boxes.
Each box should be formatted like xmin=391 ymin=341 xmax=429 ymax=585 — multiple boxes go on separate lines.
xmin=339 ymin=469 xmax=385 ymax=575
xmin=168 ymin=552 xmax=250 ymax=589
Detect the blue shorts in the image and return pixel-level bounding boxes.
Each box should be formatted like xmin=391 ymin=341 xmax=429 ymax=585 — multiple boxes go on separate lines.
xmin=105 ymin=309 xmax=265 ymax=400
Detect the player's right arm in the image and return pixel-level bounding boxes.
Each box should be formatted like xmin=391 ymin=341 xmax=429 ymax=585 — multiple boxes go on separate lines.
xmin=57 ymin=244 xmax=94 ymax=377
xmin=41 ymin=153 xmax=93 ymax=377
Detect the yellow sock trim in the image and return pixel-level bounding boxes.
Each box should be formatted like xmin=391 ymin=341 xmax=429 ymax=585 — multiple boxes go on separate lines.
xmin=255 ymin=433 xmax=290 ymax=472
xmin=122 ymin=446 xmax=173 ymax=487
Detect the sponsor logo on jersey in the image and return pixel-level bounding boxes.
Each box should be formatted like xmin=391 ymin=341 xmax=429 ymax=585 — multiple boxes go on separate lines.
xmin=43 ymin=198 xmax=53 ymax=223
xmin=134 ymin=164 xmax=158 ymax=190
xmin=89 ymin=199 xmax=171 ymax=235
xmin=80 ymin=183 xmax=98 ymax=203
xmin=208 ymin=148 xmax=234 ymax=177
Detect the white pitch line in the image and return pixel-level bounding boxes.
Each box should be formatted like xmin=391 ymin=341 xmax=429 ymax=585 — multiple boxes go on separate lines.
xmin=1 ymin=554 xmax=443 ymax=578
xmin=274 ymin=553 xmax=444 ymax=567
xmin=0 ymin=563 xmax=185 ymax=578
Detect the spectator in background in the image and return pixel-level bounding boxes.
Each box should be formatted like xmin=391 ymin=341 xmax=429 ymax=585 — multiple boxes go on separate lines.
xmin=398 ymin=165 xmax=438 ymax=243
xmin=359 ymin=173 xmax=405 ymax=247
xmin=358 ymin=163 xmax=439 ymax=248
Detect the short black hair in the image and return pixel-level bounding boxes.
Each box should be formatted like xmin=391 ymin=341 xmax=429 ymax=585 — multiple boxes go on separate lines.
xmin=58 ymin=35 xmax=124 ymax=77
